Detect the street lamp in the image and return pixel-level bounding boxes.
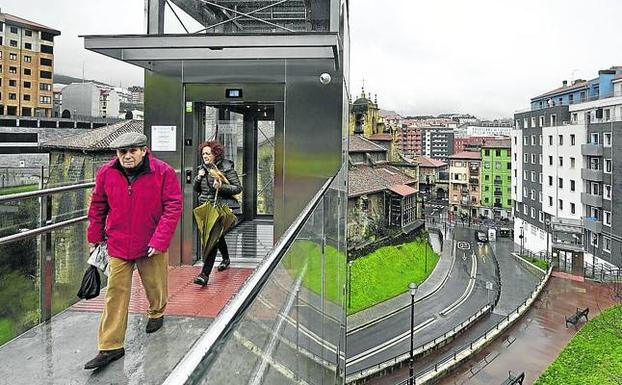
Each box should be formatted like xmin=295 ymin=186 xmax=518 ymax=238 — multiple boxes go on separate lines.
xmin=545 ymin=219 xmax=551 ymax=263
xmin=347 ymin=261 xmax=353 ymax=309
xmin=409 ymin=282 xmax=418 ymax=385
xmin=519 ymin=225 xmax=524 ymax=257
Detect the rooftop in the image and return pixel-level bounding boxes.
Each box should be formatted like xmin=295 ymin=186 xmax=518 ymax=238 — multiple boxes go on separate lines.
xmin=41 ymin=120 xmax=143 ymax=151
xmin=2 ymin=13 xmax=61 ymax=35
xmin=348 ymin=135 xmax=387 ymax=153
xmin=449 ymin=151 xmax=482 ymax=160
xmin=368 ymin=133 xmax=393 ymax=142
xmin=481 ymin=138 xmax=512 ymax=149
xmin=414 ymin=155 xmax=447 ymax=168
xmin=349 ymin=164 xmax=416 ymax=197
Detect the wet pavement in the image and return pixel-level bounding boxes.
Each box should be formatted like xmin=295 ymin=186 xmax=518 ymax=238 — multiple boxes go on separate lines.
xmin=434 ymin=276 xmax=619 ymax=385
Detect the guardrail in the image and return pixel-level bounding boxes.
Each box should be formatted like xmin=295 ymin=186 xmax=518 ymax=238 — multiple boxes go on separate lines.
xmin=398 ymin=266 xmax=552 ymax=385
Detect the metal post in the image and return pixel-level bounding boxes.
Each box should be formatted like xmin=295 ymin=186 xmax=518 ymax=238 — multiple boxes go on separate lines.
xmin=409 ymin=282 xmax=417 ymax=385
xmin=519 ymin=226 xmax=524 ymax=257
xmin=39 ymin=188 xmax=53 ymax=321
xmin=424 ymin=242 xmax=428 ymax=274
xmin=347 ymin=260 xmax=353 ymax=309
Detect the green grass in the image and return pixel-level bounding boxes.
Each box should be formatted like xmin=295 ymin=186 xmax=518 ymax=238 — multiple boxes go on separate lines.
xmin=0 ymin=184 xmax=38 ymax=196
xmin=535 ymin=305 xmax=622 ymax=385
xmin=283 ymin=237 xmax=439 ymax=315
xmin=520 ymin=255 xmax=549 ymax=271
xmin=348 ymin=238 xmax=439 ymax=315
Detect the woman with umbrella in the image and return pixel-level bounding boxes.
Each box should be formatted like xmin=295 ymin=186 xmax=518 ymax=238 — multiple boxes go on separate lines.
xmin=193 ymin=140 xmax=242 ymax=286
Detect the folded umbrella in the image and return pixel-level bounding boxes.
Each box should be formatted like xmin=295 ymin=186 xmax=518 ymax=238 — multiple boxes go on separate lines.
xmin=193 ymin=188 xmax=238 ymax=261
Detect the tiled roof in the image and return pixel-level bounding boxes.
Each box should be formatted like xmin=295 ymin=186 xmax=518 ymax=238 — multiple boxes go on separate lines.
xmin=41 ymin=120 xmax=144 ymax=151
xmin=3 ymin=13 xmax=61 ymax=35
xmin=414 ymin=156 xmax=446 ymax=168
xmin=481 ymin=138 xmax=511 ymax=148
xmin=449 ymin=151 xmax=482 ymax=160
xmin=389 ymin=184 xmax=417 ymax=197
xmin=531 ymin=81 xmax=588 ymax=100
xmin=349 ymin=164 xmax=416 ymax=197
xmin=368 ymin=133 xmax=393 ymax=141
xmin=349 ymin=135 xmax=387 ymax=152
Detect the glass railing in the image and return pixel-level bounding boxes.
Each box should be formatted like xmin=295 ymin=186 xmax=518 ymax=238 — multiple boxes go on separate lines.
xmin=164 ymin=169 xmax=347 ymax=385
xmin=0 ymin=178 xmax=95 ymax=346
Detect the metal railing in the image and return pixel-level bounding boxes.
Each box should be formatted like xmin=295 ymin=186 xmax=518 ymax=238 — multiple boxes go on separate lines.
xmin=0 ymin=181 xmax=95 ymax=324
xmin=396 ymin=266 xmax=551 ymax=385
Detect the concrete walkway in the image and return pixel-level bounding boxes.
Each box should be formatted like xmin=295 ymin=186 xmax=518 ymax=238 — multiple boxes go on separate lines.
xmin=348 ymin=228 xmax=455 ymax=331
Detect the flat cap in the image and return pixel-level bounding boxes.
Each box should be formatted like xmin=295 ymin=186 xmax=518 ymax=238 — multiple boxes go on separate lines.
xmin=109 ymin=132 xmax=148 ymax=149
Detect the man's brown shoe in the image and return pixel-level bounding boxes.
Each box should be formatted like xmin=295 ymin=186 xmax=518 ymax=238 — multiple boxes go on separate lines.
xmin=84 ymin=348 xmax=125 ymax=370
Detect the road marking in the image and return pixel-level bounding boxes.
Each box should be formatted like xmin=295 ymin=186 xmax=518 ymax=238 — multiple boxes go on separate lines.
xmin=440 ymin=251 xmax=478 ymax=316
xmin=457 ymin=241 xmax=470 ymax=250
xmin=345 ymin=317 xmax=437 ymax=367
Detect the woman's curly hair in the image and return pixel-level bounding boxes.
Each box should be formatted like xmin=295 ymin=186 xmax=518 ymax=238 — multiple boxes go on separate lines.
xmin=199 ymin=140 xmax=225 ymax=161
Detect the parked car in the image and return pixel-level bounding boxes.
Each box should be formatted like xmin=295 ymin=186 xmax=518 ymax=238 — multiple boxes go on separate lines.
xmin=475 ymin=230 xmax=488 ymax=243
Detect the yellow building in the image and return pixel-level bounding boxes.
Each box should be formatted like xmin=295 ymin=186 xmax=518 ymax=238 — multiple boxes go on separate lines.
xmin=0 ymin=13 xmax=60 ymax=117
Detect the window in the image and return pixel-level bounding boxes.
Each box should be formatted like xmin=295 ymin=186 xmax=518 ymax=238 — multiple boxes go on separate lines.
xmin=570 ymin=180 xmax=575 ymax=192
xmin=531 ymin=117 xmax=536 ymax=128
xmin=9 ymin=80 xmax=16 ymax=87
xmin=10 ymin=40 xmax=17 ymax=47
xmin=604 ymin=237 xmax=611 ymax=253
xmin=506 ymin=162 xmax=511 ymax=169
xmin=9 ymin=53 xmax=17 ymax=60
xmin=605 ymin=109 xmax=611 ymax=121
xmin=539 ymin=154 xmax=543 ymax=164
xmin=604 ymin=211 xmax=611 ymax=226
xmin=524 ymin=136 xmax=529 ymax=145
xmin=570 ymin=157 xmax=575 ymax=168
xmin=571 ymin=203 xmax=576 ymax=214
xmin=40 ymin=58 xmax=53 ymax=66
xmin=548 ymin=196 xmax=553 ymax=206
xmin=9 ymin=93 xmax=16 ymax=100
xmin=559 ymin=157 xmax=563 ymax=167
xmin=531 ymin=135 xmax=536 ymax=145
xmin=39 ymin=70 xmax=52 ymax=79
xmin=24 ymin=29 xmax=32 ymax=37
xmin=24 ymin=42 xmax=32 ymax=50
xmin=549 ymin=135 xmax=553 ymax=145
xmin=24 ymin=55 xmax=31 ymax=63
xmin=41 ymin=32 xmax=55 ymax=42
xmin=558 ymin=178 xmax=563 ymax=189
xmin=524 ymin=153 xmax=528 ymax=163
xmin=548 ymin=156 xmax=553 ymax=165
xmin=531 ymin=154 xmax=536 ymax=164
xmin=558 ymin=199 xmax=564 ymax=210
xmin=539 ymin=116 xmax=544 ymax=127
xmin=484 ymin=149 xmax=490 ymax=156
xmin=604 ymin=185 xmax=612 ymax=200
xmin=40 ymin=45 xmax=54 ymax=54
xmin=551 ymin=114 xmax=557 ymax=125
xmin=496 ymin=150 xmax=501 ymax=157
xmin=539 ymin=173 xmax=543 ymax=183
xmin=604 ymin=132 xmax=612 ymax=147
xmin=531 ymin=207 xmax=536 ymax=219
xmin=530 ymin=189 xmax=536 ymax=200
xmin=539 ymin=211 xmax=544 ymax=223
xmin=523 ymin=204 xmax=528 ymax=215
xmin=605 ymin=159 xmax=612 ymax=173
xmin=523 ymin=118 xmax=528 ymax=128
xmin=523 ymin=187 xmax=528 ymax=198
xmin=23 ymin=94 xmax=30 ymax=101
xmin=39 ymin=83 xmax=52 ymax=92
xmin=10 ymin=26 xmax=18 ymax=34
xmin=591 ymin=133 xmax=599 ymax=144
xmin=558 ymin=135 xmax=563 ymax=145
xmin=572 ymin=113 xmax=578 ymax=122
xmin=539 ymin=191 xmax=543 ymax=202
xmin=24 ymin=68 xmax=31 ymax=76
xmin=531 ymin=171 xmax=536 ymax=182
xmin=39 ymin=96 xmax=52 ymax=104
xmin=548 ymin=176 xmax=553 ymax=186
xmin=539 ymin=135 xmax=543 ymax=145
xmin=514 ymin=137 xmax=517 ymax=145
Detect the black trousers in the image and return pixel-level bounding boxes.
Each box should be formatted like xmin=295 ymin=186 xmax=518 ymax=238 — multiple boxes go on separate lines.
xmin=201 ymin=237 xmax=229 ymax=276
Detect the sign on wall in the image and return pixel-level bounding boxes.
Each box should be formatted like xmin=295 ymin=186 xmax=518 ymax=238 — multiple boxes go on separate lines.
xmin=151 ymin=125 xmax=176 ymax=151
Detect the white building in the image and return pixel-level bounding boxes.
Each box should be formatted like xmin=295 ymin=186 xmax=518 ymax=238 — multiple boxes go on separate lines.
xmin=60 ymin=82 xmax=120 ymax=119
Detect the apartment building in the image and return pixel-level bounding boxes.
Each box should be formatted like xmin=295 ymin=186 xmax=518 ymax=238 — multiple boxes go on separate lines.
xmin=0 ymin=12 xmax=60 ymax=117
xmin=513 ymin=66 xmax=622 ymax=270
xmin=449 ymin=151 xmax=481 ymax=218
xmin=397 ymin=125 xmax=422 ymax=157
xmin=480 ymin=139 xmax=512 ymax=219
xmin=421 ymin=126 xmax=455 ymax=162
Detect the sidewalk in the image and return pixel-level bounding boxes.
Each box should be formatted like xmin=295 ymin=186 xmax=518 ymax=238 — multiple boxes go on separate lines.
xmin=348 ymin=228 xmax=455 ymax=331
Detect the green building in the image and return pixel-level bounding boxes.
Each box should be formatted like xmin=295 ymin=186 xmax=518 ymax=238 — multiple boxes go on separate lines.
xmin=479 ymin=139 xmax=512 ymax=219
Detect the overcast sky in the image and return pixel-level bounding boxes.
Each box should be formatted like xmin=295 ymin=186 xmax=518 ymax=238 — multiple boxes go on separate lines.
xmin=4 ymin=1 xmax=622 ymax=119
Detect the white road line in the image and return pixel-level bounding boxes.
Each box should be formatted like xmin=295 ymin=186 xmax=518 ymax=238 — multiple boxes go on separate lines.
xmin=439 ymin=250 xmax=477 ymax=316
xmin=345 ymin=317 xmax=436 ymax=367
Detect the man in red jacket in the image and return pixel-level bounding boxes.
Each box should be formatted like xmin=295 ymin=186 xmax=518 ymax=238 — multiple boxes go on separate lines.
xmin=84 ymin=132 xmax=182 ymax=370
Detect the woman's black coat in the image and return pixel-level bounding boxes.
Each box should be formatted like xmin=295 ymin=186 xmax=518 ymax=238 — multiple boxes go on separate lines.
xmin=193 ymin=158 xmax=243 ymax=213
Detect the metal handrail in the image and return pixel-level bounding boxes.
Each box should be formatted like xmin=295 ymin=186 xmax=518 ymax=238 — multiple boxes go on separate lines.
xmin=163 ymin=174 xmax=337 ymax=385
xmin=0 ymin=216 xmax=87 ymax=245
xmin=0 ymin=181 xmax=95 ymax=203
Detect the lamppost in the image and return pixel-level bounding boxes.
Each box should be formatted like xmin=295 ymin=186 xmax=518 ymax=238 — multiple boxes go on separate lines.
xmin=424 ymin=241 xmax=429 ymax=274
xmin=519 ymin=225 xmax=524 ymax=257
xmin=409 ymin=282 xmax=418 ymax=385
xmin=545 ymin=218 xmax=551 ymax=264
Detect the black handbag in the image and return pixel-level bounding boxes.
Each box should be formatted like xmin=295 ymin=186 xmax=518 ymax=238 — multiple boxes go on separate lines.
xmin=77 ymin=265 xmax=101 ymax=300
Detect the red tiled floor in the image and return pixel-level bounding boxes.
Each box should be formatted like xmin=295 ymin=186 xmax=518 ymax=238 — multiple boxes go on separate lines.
xmin=71 ymin=266 xmax=253 ymax=318
xmin=551 ymin=270 xmax=585 ymax=282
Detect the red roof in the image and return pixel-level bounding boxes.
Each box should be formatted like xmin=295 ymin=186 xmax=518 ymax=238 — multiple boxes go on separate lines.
xmin=389 ymin=184 xmax=418 ymax=197
xmin=450 ymin=151 xmax=481 ymax=160
xmin=414 ymin=156 xmax=446 ymax=168
xmin=369 ymin=133 xmax=392 ymax=141
xmin=531 ymin=80 xmax=588 ymax=100
xmin=3 ymin=13 xmax=61 ymax=35
xmin=481 ymin=138 xmax=511 ymax=149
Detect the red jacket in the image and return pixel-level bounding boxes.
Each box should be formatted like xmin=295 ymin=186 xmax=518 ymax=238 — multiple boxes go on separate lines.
xmin=87 ymin=151 xmax=182 ymax=260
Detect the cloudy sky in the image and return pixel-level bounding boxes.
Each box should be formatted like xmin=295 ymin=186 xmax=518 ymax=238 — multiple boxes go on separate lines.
xmin=4 ymin=1 xmax=622 ymax=119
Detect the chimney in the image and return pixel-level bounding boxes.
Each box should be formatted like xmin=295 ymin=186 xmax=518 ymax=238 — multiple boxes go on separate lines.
xmin=562 ymin=80 xmax=568 ymax=88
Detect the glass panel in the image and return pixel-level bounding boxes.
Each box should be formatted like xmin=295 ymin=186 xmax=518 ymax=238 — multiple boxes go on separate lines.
xmin=257 ymin=120 xmax=274 ymax=215
xmin=191 ymin=175 xmax=346 ymax=384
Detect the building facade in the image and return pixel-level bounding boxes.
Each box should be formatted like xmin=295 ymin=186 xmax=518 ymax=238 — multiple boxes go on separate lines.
xmin=479 ymin=139 xmax=512 ymax=219
xmin=0 ymin=12 xmax=60 ymax=117
xmin=421 ymin=126 xmax=454 ymax=162
xmin=449 ymin=151 xmax=481 ymax=218
xmin=513 ymin=65 xmax=622 ymax=270
xmin=397 ymin=125 xmax=423 ymax=157
xmin=60 ymin=82 xmax=120 ymax=119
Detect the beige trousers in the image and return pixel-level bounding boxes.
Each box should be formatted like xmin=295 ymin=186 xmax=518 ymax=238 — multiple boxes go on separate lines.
xmin=98 ymin=252 xmax=168 ymax=351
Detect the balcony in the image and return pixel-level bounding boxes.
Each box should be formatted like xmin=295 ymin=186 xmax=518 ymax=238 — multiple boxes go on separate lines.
xmin=582 ymin=216 xmax=603 ymax=233
xmin=581 ymin=192 xmax=603 ymax=207
xmin=581 ymin=143 xmax=604 ymax=156
xmin=581 ymin=168 xmax=603 ymax=182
